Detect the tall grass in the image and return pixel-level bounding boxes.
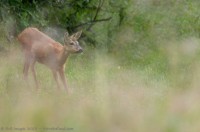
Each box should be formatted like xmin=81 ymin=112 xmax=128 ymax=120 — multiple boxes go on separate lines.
xmin=1 ymin=41 xmax=200 ymax=132
xmin=1 ymin=0 xmax=200 ymax=132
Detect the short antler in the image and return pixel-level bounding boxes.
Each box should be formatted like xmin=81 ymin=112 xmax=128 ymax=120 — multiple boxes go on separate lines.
xmin=64 ymin=32 xmax=69 ymax=44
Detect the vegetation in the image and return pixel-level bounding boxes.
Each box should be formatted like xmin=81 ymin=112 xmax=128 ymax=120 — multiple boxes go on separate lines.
xmin=1 ymin=0 xmax=200 ymax=132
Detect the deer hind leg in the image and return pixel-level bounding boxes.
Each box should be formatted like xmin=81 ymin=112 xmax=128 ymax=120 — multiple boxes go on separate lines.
xmin=23 ymin=61 xmax=30 ymax=79
xmin=30 ymin=59 xmax=38 ymax=89
xmin=58 ymin=67 xmax=68 ymax=92
xmin=23 ymin=52 xmax=31 ymax=80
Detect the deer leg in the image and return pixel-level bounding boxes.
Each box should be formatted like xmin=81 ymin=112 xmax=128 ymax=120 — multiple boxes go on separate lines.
xmin=30 ymin=59 xmax=38 ymax=89
xmin=23 ymin=50 xmax=32 ymax=79
xmin=52 ymin=70 xmax=60 ymax=89
xmin=23 ymin=56 xmax=30 ymax=80
xmin=58 ymin=67 xmax=68 ymax=91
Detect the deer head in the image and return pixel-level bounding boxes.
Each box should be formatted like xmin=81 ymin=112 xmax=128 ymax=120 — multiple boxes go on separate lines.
xmin=64 ymin=31 xmax=83 ymax=53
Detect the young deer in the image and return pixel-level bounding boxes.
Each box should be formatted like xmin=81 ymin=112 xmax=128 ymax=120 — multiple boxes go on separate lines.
xmin=18 ymin=27 xmax=83 ymax=91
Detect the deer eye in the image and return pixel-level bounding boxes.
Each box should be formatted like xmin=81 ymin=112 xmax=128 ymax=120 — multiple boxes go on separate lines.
xmin=69 ymin=42 xmax=74 ymax=45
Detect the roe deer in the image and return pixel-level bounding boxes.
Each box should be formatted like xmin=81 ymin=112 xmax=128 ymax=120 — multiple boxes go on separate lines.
xmin=18 ymin=27 xmax=83 ymax=91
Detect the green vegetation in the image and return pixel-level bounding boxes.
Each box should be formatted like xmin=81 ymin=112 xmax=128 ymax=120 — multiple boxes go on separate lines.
xmin=1 ymin=0 xmax=200 ymax=132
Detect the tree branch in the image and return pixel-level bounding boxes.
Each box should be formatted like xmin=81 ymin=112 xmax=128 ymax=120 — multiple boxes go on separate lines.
xmin=87 ymin=0 xmax=105 ymax=31
xmin=73 ymin=17 xmax=112 ymax=29
xmin=93 ymin=17 xmax=112 ymax=22
xmin=93 ymin=0 xmax=103 ymax=21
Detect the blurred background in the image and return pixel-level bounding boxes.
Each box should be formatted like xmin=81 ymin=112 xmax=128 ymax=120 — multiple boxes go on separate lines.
xmin=1 ymin=0 xmax=200 ymax=132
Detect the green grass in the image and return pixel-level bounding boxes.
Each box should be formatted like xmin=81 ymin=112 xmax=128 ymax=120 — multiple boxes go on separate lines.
xmin=0 ymin=43 xmax=200 ymax=132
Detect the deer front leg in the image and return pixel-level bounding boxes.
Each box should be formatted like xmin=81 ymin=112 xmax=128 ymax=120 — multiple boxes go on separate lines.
xmin=52 ymin=70 xmax=60 ymax=89
xmin=58 ymin=67 xmax=68 ymax=92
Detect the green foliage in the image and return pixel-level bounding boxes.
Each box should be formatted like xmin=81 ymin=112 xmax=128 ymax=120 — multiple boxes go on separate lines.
xmin=0 ymin=0 xmax=100 ymax=32
xmin=1 ymin=0 xmax=200 ymax=79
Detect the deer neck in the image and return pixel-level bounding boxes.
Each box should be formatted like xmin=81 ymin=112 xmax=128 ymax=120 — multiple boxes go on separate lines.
xmin=59 ymin=47 xmax=70 ymax=66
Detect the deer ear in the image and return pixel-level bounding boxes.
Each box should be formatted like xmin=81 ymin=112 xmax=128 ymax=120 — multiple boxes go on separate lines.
xmin=72 ymin=30 xmax=82 ymax=40
xmin=65 ymin=32 xmax=69 ymax=38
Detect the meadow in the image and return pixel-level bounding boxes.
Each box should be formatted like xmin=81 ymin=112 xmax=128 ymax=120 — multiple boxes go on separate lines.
xmin=0 ymin=38 xmax=200 ymax=132
xmin=1 ymin=0 xmax=200 ymax=132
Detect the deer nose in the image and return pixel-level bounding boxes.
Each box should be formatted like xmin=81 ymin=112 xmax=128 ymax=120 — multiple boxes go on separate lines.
xmin=77 ymin=48 xmax=83 ymax=53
